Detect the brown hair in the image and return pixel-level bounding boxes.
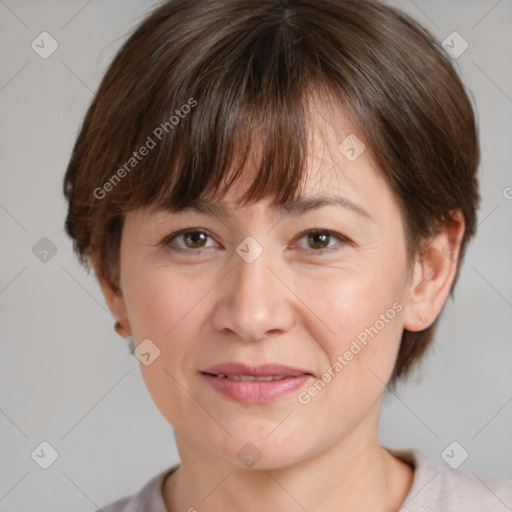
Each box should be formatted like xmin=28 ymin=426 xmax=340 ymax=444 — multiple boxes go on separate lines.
xmin=63 ymin=0 xmax=480 ymax=385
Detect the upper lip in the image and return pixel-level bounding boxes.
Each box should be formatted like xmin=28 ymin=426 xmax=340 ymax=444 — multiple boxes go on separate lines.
xmin=201 ymin=363 xmax=312 ymax=377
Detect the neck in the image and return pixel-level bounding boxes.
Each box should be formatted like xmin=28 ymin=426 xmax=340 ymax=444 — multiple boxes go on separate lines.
xmin=163 ymin=406 xmax=413 ymax=512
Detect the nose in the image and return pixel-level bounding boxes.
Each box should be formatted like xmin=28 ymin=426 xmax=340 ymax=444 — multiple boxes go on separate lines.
xmin=212 ymin=247 xmax=295 ymax=343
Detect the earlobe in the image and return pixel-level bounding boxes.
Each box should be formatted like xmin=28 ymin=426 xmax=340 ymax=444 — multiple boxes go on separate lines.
xmin=90 ymin=245 xmax=132 ymax=337
xmin=403 ymin=210 xmax=465 ymax=332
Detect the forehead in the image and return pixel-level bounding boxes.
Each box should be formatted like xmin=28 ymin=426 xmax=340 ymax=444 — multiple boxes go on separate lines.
xmin=147 ymin=148 xmax=392 ymax=230
xmin=192 ymin=105 xmax=390 ymax=216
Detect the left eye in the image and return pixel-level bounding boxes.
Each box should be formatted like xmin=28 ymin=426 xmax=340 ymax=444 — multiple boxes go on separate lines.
xmin=161 ymin=228 xmax=348 ymax=253
xmin=294 ymin=229 xmax=348 ymax=252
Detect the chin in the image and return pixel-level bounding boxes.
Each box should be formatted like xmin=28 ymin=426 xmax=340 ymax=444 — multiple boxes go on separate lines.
xmin=199 ymin=424 xmax=323 ymax=471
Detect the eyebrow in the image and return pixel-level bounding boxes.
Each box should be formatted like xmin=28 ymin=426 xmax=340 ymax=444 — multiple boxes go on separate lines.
xmin=172 ymin=194 xmax=372 ymax=220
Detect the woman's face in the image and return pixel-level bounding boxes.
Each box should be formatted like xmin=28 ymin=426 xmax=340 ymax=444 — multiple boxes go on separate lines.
xmin=115 ymin=112 xmax=420 ymax=470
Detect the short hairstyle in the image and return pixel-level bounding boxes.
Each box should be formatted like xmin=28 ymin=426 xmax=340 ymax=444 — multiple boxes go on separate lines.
xmin=63 ymin=0 xmax=480 ymax=386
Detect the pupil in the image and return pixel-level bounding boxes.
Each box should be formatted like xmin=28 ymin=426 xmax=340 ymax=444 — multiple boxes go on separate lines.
xmin=310 ymin=232 xmax=328 ymax=249
xmin=186 ymin=232 xmax=205 ymax=247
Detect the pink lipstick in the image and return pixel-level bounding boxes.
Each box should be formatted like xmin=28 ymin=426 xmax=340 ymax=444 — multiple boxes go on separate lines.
xmin=201 ymin=363 xmax=312 ymax=403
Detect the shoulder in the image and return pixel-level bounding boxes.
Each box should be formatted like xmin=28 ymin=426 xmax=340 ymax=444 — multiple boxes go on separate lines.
xmin=386 ymin=447 xmax=512 ymax=512
xmin=94 ymin=465 xmax=178 ymax=512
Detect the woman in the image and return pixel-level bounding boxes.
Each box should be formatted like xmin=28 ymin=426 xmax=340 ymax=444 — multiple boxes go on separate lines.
xmin=63 ymin=0 xmax=512 ymax=510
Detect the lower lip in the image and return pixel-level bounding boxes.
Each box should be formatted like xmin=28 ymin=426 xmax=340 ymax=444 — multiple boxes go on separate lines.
xmin=202 ymin=373 xmax=311 ymax=403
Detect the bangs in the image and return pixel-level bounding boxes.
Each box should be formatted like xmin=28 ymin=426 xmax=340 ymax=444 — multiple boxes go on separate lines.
xmin=116 ymin=35 xmax=332 ymax=216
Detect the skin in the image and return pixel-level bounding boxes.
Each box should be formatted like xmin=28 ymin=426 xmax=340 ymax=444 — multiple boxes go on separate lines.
xmin=91 ymin=103 xmax=465 ymax=511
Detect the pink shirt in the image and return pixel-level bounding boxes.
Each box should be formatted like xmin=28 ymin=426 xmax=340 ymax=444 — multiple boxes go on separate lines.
xmin=97 ymin=448 xmax=512 ymax=511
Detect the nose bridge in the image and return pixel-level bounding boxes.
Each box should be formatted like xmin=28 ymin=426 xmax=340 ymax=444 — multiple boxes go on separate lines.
xmin=212 ymin=238 xmax=294 ymax=342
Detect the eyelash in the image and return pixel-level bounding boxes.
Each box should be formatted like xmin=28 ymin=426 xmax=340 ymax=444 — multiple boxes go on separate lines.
xmin=160 ymin=228 xmax=350 ymax=255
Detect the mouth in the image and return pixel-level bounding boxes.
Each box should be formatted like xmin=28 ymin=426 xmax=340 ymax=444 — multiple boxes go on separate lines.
xmin=201 ymin=363 xmax=313 ymax=403
xmin=209 ymin=374 xmax=290 ymax=381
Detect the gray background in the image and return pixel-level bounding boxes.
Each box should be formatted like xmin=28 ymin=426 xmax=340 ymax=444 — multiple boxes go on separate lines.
xmin=1 ymin=0 xmax=511 ymax=510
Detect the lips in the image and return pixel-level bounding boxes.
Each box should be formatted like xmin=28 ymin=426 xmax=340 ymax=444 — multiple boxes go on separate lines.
xmin=201 ymin=363 xmax=313 ymax=403
xmin=213 ymin=374 xmax=286 ymax=381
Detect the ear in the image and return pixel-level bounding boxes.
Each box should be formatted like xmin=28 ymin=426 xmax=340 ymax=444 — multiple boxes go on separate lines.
xmin=403 ymin=209 xmax=465 ymax=332
xmin=90 ymin=245 xmax=132 ymax=337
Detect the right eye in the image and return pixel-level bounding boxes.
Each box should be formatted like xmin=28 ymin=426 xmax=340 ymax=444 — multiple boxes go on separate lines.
xmin=160 ymin=228 xmax=219 ymax=252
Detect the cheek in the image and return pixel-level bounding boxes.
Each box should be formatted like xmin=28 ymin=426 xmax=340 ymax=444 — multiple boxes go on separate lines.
xmin=290 ymin=275 xmax=405 ymax=440
xmin=122 ymin=267 xmax=208 ymax=430
xmin=298 ymin=265 xmax=405 ymax=387
xmin=122 ymin=264 xmax=198 ymax=342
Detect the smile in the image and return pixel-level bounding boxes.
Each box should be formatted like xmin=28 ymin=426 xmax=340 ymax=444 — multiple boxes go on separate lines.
xmin=213 ymin=374 xmax=287 ymax=381
xmin=201 ymin=363 xmax=313 ymax=403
